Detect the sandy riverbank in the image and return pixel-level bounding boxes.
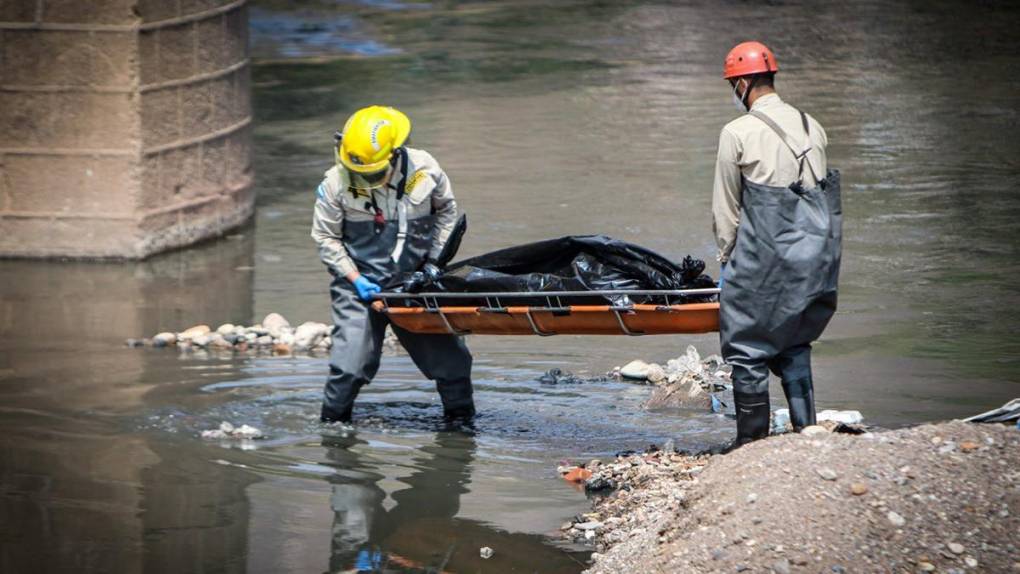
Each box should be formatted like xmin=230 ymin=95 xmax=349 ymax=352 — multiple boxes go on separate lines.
xmin=563 ymin=421 xmax=1018 ymax=573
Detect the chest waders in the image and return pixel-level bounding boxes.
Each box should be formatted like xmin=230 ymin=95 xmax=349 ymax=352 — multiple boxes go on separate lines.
xmin=322 ymin=151 xmax=475 ymax=424
xmin=719 ymin=109 xmax=842 ymax=445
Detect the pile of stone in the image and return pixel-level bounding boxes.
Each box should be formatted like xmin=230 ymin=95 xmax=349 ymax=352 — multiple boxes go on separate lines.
xmin=580 ymin=421 xmax=1020 ymax=573
xmin=558 ymin=448 xmax=711 ymax=554
xmin=126 ymin=313 xmax=331 ymax=355
xmin=611 ymin=345 xmax=731 ymax=409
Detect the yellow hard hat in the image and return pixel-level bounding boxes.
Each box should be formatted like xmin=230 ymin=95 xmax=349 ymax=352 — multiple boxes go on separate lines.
xmin=336 ymin=105 xmax=411 ymax=175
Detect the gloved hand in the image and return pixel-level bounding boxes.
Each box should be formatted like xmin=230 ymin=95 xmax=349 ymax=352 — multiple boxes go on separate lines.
xmin=422 ymin=262 xmax=442 ymax=282
xmin=352 ymin=275 xmax=382 ymax=302
xmin=718 ymin=263 xmax=727 ymax=289
xmin=402 ymin=261 xmax=443 ymax=294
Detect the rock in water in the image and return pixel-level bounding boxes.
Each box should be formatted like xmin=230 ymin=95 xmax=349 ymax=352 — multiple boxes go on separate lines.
xmin=153 ymin=332 xmax=177 ymax=346
xmin=294 ymin=321 xmax=329 ymax=349
xmin=262 ymin=313 xmax=291 ymax=338
xmin=179 ymin=324 xmax=211 ymax=340
xmin=645 ymin=363 xmax=667 ymax=384
xmin=208 ymin=333 xmax=233 ymax=349
xmin=620 ymin=360 xmax=652 ymax=380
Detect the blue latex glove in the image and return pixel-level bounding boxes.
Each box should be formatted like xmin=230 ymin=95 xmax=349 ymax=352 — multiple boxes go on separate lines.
xmin=352 ymin=276 xmax=381 ymax=302
xmin=718 ymin=263 xmax=727 ymax=289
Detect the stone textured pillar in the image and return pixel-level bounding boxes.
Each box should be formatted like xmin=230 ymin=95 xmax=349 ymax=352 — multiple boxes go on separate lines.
xmin=0 ymin=0 xmax=253 ymax=259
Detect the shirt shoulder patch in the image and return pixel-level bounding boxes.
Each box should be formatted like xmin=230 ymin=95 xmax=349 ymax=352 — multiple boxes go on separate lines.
xmin=405 ymin=169 xmax=429 ymax=193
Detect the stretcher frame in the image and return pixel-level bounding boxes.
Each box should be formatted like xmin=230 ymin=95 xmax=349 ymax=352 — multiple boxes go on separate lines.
xmin=371 ymin=289 xmax=721 ymax=337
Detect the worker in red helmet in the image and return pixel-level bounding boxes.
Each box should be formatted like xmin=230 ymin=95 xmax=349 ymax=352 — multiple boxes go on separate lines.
xmin=712 ymin=41 xmax=843 ymax=446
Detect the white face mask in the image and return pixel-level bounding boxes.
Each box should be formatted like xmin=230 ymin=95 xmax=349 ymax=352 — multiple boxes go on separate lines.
xmin=731 ymin=80 xmax=750 ymax=112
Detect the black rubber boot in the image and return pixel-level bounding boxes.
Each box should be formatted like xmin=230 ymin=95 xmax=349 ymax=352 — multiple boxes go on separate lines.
xmin=321 ymin=381 xmax=363 ymax=423
xmin=733 ymin=390 xmax=771 ymax=446
xmin=320 ymin=403 xmax=352 ymax=424
xmin=436 ymin=378 xmax=475 ymax=421
xmin=781 ymin=377 xmax=816 ymax=431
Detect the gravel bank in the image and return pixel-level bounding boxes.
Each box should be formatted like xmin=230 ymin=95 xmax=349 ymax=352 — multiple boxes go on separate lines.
xmin=569 ymin=421 xmax=1019 ymax=573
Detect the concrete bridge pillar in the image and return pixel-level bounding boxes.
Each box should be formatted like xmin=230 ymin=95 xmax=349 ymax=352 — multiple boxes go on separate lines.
xmin=0 ymin=0 xmax=253 ymax=259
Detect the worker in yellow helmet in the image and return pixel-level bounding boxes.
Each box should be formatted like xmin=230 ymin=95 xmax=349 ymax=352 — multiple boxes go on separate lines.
xmin=311 ymin=105 xmax=473 ymax=424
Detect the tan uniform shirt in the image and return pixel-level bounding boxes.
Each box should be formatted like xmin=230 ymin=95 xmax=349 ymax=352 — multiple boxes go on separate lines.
xmin=311 ymin=147 xmax=459 ymax=278
xmin=712 ymin=93 xmax=828 ymax=263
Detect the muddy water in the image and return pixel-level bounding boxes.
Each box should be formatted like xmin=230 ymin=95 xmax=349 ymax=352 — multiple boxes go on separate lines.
xmin=2 ymin=1 xmax=1019 ymax=572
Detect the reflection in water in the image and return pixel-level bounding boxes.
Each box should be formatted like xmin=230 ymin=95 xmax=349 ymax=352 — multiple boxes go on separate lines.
xmin=0 ymin=234 xmax=256 ymax=572
xmin=323 ymin=430 xmax=585 ymax=573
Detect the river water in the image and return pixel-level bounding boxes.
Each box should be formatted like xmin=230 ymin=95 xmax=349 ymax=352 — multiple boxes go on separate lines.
xmin=2 ymin=1 xmax=1019 ymax=572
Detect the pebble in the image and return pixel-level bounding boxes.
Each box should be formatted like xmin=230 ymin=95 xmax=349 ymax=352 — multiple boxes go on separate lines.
xmin=964 ymin=557 xmax=978 ymax=568
xmin=576 ymin=521 xmax=603 ymax=531
xmin=645 ymin=363 xmax=667 ymax=384
xmin=948 ymin=542 xmax=964 ymax=555
xmin=747 ymin=493 xmax=758 ymax=504
xmin=294 ymin=321 xmax=330 ymax=349
xmin=216 ymin=323 xmax=235 ymax=335
xmin=153 ymin=332 xmax=177 ymax=345
xmin=959 ymin=441 xmax=979 ymax=453
xmin=918 ymin=562 xmax=935 ymax=572
xmin=802 ymin=425 xmax=830 ymax=437
xmin=180 ymin=324 xmax=211 ymax=339
xmin=620 ymin=360 xmax=652 ymax=380
xmin=479 ymin=547 xmax=493 ymax=559
xmin=771 ymin=558 xmax=791 ymax=574
xmin=273 ymin=343 xmax=292 ymax=355
xmin=816 ymin=467 xmax=839 ymax=481
xmin=887 ymin=511 xmax=906 ymax=527
xmin=208 ymin=334 xmax=233 ymax=349
xmin=850 ymin=482 xmax=868 ymax=496
xmin=262 ymin=313 xmax=291 ymax=338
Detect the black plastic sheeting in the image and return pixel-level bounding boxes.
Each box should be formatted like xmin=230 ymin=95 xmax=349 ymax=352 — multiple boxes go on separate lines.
xmin=395 ymin=235 xmax=715 ymax=306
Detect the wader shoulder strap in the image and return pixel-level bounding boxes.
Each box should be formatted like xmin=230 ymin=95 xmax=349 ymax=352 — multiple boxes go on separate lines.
xmin=391 ymin=148 xmax=410 ymax=262
xmin=391 ymin=201 xmax=407 ymax=262
xmin=748 ymin=109 xmax=819 ymax=183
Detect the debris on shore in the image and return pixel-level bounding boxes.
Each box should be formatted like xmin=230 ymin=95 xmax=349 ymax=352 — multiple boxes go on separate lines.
xmin=561 ymin=420 xmax=1019 ymax=573
xmin=610 ymin=345 xmax=731 ymax=410
xmin=125 ymin=313 xmax=400 ymax=356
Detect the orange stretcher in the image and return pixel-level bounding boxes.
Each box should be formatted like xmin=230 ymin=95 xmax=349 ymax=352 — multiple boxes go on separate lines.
xmin=371 ymin=289 xmax=720 ymax=336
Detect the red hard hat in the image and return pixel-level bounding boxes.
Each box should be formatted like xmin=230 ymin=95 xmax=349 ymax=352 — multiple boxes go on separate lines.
xmin=723 ymin=41 xmax=778 ymax=79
